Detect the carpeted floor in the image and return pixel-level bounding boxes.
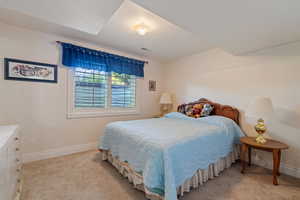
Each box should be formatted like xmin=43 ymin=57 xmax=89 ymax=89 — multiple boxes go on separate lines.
xmin=21 ymin=150 xmax=300 ymax=200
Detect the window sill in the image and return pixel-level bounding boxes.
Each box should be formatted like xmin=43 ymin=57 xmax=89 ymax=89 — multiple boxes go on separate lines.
xmin=67 ymin=110 xmax=140 ymax=119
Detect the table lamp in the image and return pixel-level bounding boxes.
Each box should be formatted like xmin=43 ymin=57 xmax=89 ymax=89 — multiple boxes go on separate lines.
xmin=160 ymin=93 xmax=172 ymax=116
xmin=247 ymin=97 xmax=274 ymax=144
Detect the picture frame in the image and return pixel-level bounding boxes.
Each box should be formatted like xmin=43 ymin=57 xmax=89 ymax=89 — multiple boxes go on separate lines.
xmin=149 ymin=80 xmax=156 ymax=91
xmin=4 ymin=58 xmax=58 ymax=83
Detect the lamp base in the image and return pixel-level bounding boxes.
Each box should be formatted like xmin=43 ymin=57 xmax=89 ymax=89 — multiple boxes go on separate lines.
xmin=256 ymin=134 xmax=267 ymax=144
xmin=160 ymin=104 xmax=170 ymax=117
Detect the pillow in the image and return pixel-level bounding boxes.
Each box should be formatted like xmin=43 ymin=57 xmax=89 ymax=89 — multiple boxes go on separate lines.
xmin=178 ymin=104 xmax=185 ymax=113
xmin=200 ymin=103 xmax=214 ymax=117
xmin=164 ymin=112 xmax=192 ymax=120
xmin=192 ymin=104 xmax=203 ymax=118
xmin=184 ymin=104 xmax=194 ymax=117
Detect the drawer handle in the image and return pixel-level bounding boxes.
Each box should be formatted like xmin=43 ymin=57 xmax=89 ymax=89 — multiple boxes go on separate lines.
xmin=16 ymin=169 xmax=20 ymax=172
xmin=16 ymin=158 xmax=20 ymax=162
xmin=17 ymin=179 xmax=21 ymax=183
xmin=15 ymin=137 xmax=19 ymax=141
xmin=16 ymin=148 xmax=20 ymax=151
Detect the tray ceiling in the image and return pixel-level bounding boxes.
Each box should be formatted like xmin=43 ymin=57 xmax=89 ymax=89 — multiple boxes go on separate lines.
xmin=0 ymin=0 xmax=300 ymax=62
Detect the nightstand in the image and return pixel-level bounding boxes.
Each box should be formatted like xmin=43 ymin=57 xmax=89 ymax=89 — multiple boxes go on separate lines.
xmin=240 ymin=136 xmax=289 ymax=185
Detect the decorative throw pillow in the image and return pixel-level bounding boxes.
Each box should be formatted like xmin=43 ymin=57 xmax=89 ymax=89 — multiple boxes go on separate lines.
xmin=185 ymin=104 xmax=194 ymax=117
xmin=200 ymin=103 xmax=214 ymax=117
xmin=178 ymin=104 xmax=185 ymax=114
xmin=192 ymin=104 xmax=203 ymax=118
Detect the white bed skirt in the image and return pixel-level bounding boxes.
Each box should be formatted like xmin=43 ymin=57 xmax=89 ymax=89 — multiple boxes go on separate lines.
xmin=101 ymin=144 xmax=240 ymax=200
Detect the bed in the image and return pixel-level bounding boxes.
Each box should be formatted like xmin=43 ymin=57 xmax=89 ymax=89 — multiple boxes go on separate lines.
xmin=99 ymin=98 xmax=244 ymax=200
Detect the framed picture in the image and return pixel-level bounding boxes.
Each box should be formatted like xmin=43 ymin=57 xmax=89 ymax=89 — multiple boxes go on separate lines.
xmin=4 ymin=58 xmax=57 ymax=83
xmin=149 ymin=80 xmax=156 ymax=91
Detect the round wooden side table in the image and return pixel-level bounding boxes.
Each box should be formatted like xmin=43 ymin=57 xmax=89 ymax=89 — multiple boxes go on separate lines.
xmin=240 ymin=136 xmax=289 ymax=185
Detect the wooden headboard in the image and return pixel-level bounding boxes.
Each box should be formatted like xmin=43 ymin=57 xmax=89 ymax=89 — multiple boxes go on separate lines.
xmin=177 ymin=98 xmax=240 ymax=125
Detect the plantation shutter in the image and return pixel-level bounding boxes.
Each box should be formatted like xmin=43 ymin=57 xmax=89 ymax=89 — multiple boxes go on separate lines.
xmin=73 ymin=68 xmax=136 ymax=109
xmin=111 ymin=72 xmax=136 ymax=108
xmin=74 ymin=68 xmax=108 ymax=108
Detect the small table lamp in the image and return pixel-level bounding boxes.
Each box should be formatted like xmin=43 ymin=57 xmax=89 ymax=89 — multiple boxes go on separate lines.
xmin=247 ymin=97 xmax=274 ymax=144
xmin=160 ymin=93 xmax=172 ymax=116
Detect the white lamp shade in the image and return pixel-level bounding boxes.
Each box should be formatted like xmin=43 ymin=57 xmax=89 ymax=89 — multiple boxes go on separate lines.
xmin=247 ymin=97 xmax=274 ymax=119
xmin=160 ymin=93 xmax=172 ymax=104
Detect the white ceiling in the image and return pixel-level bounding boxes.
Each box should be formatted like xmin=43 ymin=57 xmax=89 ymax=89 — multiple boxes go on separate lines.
xmin=0 ymin=0 xmax=123 ymax=34
xmin=132 ymin=0 xmax=300 ymax=55
xmin=0 ymin=0 xmax=300 ymax=62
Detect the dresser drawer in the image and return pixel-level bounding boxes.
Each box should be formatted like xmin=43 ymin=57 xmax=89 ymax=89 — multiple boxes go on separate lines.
xmin=0 ymin=125 xmax=20 ymax=200
xmin=0 ymin=144 xmax=9 ymax=200
xmin=6 ymin=127 xmax=22 ymax=200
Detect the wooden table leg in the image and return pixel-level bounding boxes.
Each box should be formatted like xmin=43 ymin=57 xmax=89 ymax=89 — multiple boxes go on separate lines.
xmin=273 ymin=149 xmax=280 ymax=185
xmin=277 ymin=150 xmax=281 ymax=176
xmin=241 ymin=144 xmax=247 ymax=174
xmin=248 ymin=146 xmax=252 ymax=166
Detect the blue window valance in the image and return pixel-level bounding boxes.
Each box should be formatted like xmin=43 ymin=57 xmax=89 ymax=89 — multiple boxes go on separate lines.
xmin=59 ymin=42 xmax=145 ymax=77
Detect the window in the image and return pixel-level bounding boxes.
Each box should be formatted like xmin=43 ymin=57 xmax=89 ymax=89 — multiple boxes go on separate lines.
xmin=74 ymin=68 xmax=108 ymax=108
xmin=68 ymin=67 xmax=139 ymax=118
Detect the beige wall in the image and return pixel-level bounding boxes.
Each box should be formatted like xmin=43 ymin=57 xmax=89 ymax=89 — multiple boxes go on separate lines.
xmin=164 ymin=46 xmax=300 ymax=177
xmin=0 ymin=22 xmax=164 ymax=160
xmin=1 ymin=20 xmax=299 ymax=177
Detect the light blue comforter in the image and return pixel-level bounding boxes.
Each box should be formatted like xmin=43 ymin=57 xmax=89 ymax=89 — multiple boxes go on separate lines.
xmin=99 ymin=112 xmax=244 ymax=200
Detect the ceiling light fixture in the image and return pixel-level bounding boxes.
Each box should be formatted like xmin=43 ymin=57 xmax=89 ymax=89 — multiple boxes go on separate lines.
xmin=134 ymin=23 xmax=149 ymax=36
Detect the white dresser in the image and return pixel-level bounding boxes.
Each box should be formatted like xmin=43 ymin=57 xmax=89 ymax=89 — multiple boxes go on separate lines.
xmin=0 ymin=125 xmax=22 ymax=200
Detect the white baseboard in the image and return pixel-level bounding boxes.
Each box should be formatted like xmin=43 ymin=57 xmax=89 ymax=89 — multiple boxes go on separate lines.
xmin=22 ymin=142 xmax=98 ymax=163
xmin=253 ymin=159 xmax=300 ymax=179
